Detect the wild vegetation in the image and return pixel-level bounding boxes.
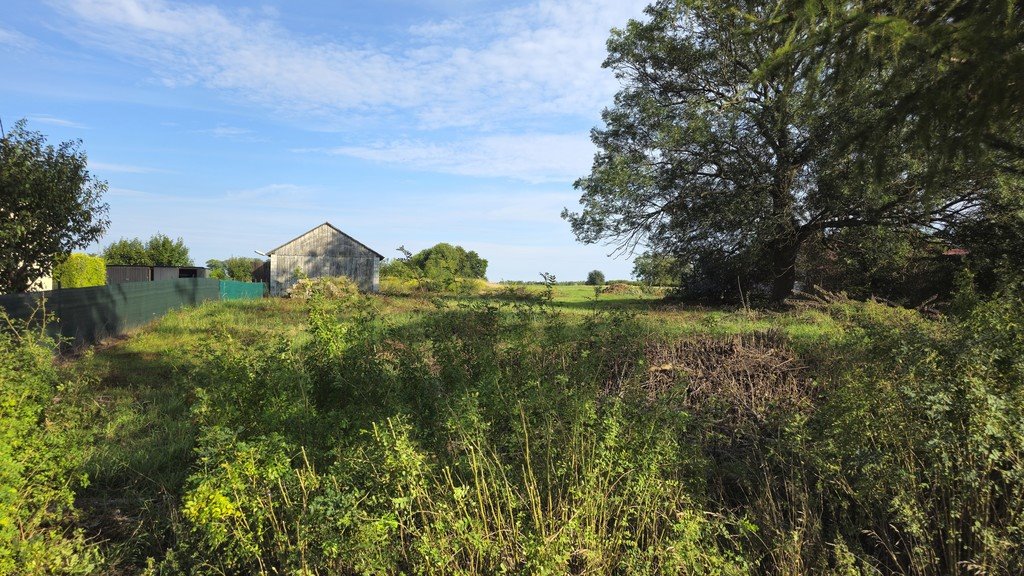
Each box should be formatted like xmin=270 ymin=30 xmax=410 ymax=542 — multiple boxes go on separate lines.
xmin=2 ymin=279 xmax=1023 ymax=574
xmin=380 ymin=242 xmax=490 ymax=295
xmin=206 ymin=257 xmax=264 ymax=282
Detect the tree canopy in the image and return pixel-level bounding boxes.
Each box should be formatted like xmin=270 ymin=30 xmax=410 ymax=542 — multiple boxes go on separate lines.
xmin=103 ymin=233 xmax=192 ymax=267
xmin=764 ymin=0 xmax=1024 ymax=175
xmin=405 ymin=243 xmax=488 ymax=281
xmin=632 ymin=252 xmax=680 ymax=287
xmin=206 ymin=257 xmax=262 ymax=281
xmin=0 ymin=120 xmax=109 ymax=293
xmin=565 ymin=0 xmax=1008 ymax=303
xmin=103 ymin=238 xmax=151 ymax=266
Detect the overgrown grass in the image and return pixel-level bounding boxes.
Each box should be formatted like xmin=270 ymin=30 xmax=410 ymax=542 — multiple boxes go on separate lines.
xmin=5 ymin=287 xmax=1023 ymax=574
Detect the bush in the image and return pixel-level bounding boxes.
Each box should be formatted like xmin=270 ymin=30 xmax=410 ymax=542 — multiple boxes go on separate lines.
xmin=0 ymin=313 xmax=100 ymax=573
xmin=585 ymin=269 xmax=605 ymax=285
xmin=286 ymin=276 xmax=359 ymax=300
xmin=53 ymin=253 xmax=106 ymax=288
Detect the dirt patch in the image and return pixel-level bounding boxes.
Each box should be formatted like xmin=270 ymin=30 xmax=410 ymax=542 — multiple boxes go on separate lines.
xmin=629 ymin=330 xmax=811 ymax=423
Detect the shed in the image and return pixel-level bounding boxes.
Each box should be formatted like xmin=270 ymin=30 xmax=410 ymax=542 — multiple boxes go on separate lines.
xmin=153 ymin=266 xmax=207 ymax=280
xmin=266 ymin=222 xmax=384 ymax=295
xmin=107 ymin=265 xmax=152 ymax=284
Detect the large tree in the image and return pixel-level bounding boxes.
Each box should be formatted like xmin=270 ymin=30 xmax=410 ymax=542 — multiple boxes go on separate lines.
xmin=408 ymin=243 xmax=488 ymax=281
xmin=564 ymin=0 xmax=997 ymax=302
xmin=0 ymin=120 xmax=109 ymax=293
xmin=765 ymin=0 xmax=1024 ymax=175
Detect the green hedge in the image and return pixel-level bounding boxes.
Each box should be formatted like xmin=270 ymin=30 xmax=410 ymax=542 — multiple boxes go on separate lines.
xmin=53 ymin=253 xmax=105 ymax=288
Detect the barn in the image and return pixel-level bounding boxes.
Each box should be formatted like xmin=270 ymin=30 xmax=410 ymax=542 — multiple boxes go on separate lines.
xmin=266 ymin=222 xmax=384 ymax=295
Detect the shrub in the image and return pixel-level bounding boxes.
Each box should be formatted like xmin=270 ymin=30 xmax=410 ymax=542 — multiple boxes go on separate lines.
xmin=286 ymin=276 xmax=359 ymax=300
xmin=0 ymin=312 xmax=100 ymax=573
xmin=585 ymin=269 xmax=605 ymax=285
xmin=53 ymin=253 xmax=106 ymax=288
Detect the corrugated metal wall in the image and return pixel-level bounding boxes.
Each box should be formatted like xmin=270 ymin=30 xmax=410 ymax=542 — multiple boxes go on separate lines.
xmin=269 ymin=224 xmax=380 ymax=295
xmin=107 ymin=266 xmax=152 ymax=284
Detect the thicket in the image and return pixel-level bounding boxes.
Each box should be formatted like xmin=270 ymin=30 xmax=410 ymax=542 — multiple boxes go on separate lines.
xmin=0 ymin=314 xmax=100 ymax=574
xmin=206 ymin=256 xmax=263 ymax=281
xmin=149 ymin=287 xmax=1024 ymax=574
xmin=380 ymin=243 xmax=489 ymax=295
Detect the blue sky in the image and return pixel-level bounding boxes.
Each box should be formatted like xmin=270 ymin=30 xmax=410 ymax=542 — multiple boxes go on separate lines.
xmin=2 ymin=0 xmax=650 ymax=281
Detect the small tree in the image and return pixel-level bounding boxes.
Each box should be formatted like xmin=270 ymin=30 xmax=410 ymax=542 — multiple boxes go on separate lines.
xmin=585 ymin=270 xmax=606 ymax=286
xmin=103 ymin=234 xmax=192 ymax=267
xmin=632 ymin=252 xmax=679 ymax=287
xmin=104 ymin=238 xmax=152 ymax=266
xmin=52 ymin=253 xmax=106 ymax=288
xmin=0 ymin=120 xmax=109 ymax=293
xmin=206 ymin=259 xmax=228 ymax=279
xmin=224 ymin=257 xmax=260 ymax=281
xmin=146 ymin=233 xmax=192 ymax=267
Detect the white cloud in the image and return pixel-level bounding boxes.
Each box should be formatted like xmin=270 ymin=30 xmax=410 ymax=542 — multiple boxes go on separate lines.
xmin=53 ymin=0 xmax=647 ymax=127
xmin=90 ymin=161 xmax=165 ymax=174
xmin=27 ymin=114 xmax=89 ymax=129
xmin=318 ymin=132 xmax=595 ymax=183
xmin=198 ymin=124 xmax=266 ymax=142
xmin=0 ymin=26 xmax=35 ymax=50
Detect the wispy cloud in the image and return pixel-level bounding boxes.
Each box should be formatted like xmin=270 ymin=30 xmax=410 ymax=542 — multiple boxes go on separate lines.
xmin=28 ymin=114 xmax=89 ymax=129
xmin=90 ymin=161 xmax=166 ymax=174
xmin=197 ymin=124 xmax=266 ymax=142
xmin=52 ymin=0 xmax=646 ymax=128
xmin=0 ymin=26 xmax=35 ymax=50
xmin=207 ymin=125 xmax=251 ymax=138
xmin=311 ymin=133 xmax=594 ymax=183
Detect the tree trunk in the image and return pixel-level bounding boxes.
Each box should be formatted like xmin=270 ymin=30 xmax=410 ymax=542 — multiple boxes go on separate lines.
xmin=769 ymin=236 xmax=800 ymax=304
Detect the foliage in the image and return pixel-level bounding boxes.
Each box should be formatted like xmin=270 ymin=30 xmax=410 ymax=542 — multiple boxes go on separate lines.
xmin=145 ymin=233 xmax=193 ymax=267
xmin=378 ymin=257 xmax=418 ymax=280
xmin=206 ymin=257 xmax=261 ymax=282
xmin=800 ymin=292 xmax=1024 ymax=573
xmin=102 ymin=238 xmax=151 ymax=266
xmin=104 ymin=234 xmax=192 ymax=267
xmin=169 ymin=295 xmax=752 ymax=574
xmin=796 ymin=226 xmax=967 ymax=303
xmin=0 ymin=120 xmax=109 ymax=293
xmin=53 ymin=253 xmax=106 ymax=289
xmin=408 ymin=243 xmax=488 ymax=281
xmin=36 ymin=281 xmax=1024 ymax=574
xmin=585 ymin=269 xmax=605 ymax=286
xmin=286 ymin=276 xmax=360 ymax=301
xmin=632 ymin=251 xmax=679 ymax=286
xmin=565 ymin=0 xmax=1004 ymax=303
xmin=381 ymin=244 xmax=489 ymax=293
xmin=0 ymin=313 xmax=101 ymax=573
xmin=767 ymin=0 xmax=1024 ymax=174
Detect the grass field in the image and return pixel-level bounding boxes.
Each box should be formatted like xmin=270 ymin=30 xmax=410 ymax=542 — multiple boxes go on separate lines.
xmin=6 ymin=285 xmax=1024 ymax=575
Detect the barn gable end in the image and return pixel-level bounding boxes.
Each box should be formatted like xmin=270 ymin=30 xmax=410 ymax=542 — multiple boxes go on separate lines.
xmin=267 ymin=222 xmax=383 ymax=295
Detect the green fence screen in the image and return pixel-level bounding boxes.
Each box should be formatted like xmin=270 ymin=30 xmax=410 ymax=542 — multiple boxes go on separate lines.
xmin=219 ymin=280 xmax=265 ymax=301
xmin=0 ymin=278 xmax=265 ymax=347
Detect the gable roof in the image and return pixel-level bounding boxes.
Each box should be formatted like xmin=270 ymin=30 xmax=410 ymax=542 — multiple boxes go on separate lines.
xmin=266 ymin=222 xmax=385 ymax=260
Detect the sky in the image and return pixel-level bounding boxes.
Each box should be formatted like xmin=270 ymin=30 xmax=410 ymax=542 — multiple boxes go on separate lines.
xmin=1 ymin=0 xmax=653 ymax=281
